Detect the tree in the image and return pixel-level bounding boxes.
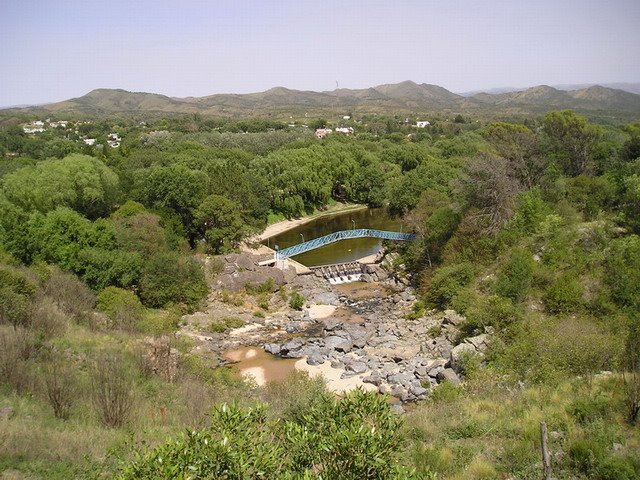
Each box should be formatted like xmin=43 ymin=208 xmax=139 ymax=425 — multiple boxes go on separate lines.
xmin=194 ymin=195 xmax=246 ymax=254
xmin=2 ymin=154 xmax=120 ymax=219
xmin=457 ymin=154 xmax=522 ymax=235
xmin=132 ymin=164 xmax=207 ymax=241
xmin=139 ymin=252 xmax=206 ymax=308
xmin=543 ymin=110 xmax=600 ymax=176
xmin=485 ymin=122 xmax=546 ymax=188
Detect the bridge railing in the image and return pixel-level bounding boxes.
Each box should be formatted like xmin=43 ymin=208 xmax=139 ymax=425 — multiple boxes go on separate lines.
xmin=277 ymin=228 xmax=415 ymax=259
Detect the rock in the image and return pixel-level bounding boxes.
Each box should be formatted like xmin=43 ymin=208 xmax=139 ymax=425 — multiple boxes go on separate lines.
xmin=410 ymin=385 xmax=429 ymax=397
xmin=0 ymin=406 xmax=15 ymax=419
xmin=347 ymin=362 xmax=368 ymax=374
xmin=443 ymin=309 xmax=465 ymax=326
xmin=390 ymin=404 xmax=405 ymax=415
xmin=307 ymin=352 xmax=325 ymax=366
xmin=321 ymin=317 xmax=343 ymax=332
xmin=324 ymin=335 xmax=352 ymax=353
xmin=264 ymin=343 xmax=282 ymax=356
xmin=363 ymin=373 xmax=383 ymax=386
xmin=235 ymin=253 xmax=257 ymax=271
xmin=427 ymin=366 xmax=443 ymax=378
xmin=378 ymin=384 xmax=393 ymax=395
xmin=352 ymin=337 xmax=367 ymax=349
xmin=437 ymin=368 xmax=461 ymax=385
xmin=361 ymin=273 xmax=373 ymax=283
xmin=342 ymin=324 xmax=368 ymax=340
xmin=280 ymin=338 xmax=305 ymax=356
xmin=450 ymin=342 xmax=478 ymax=372
xmin=285 ymin=322 xmax=306 ymax=334
xmin=387 ymin=373 xmax=415 ymax=386
xmin=466 ymin=334 xmax=490 ymax=352
xmin=414 ymin=366 xmax=428 ymax=378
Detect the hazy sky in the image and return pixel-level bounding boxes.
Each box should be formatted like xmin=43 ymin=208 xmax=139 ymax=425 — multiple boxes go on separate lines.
xmin=1 ymin=0 xmax=639 ymax=106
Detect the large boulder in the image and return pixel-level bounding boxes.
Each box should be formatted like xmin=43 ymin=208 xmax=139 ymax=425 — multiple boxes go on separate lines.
xmin=437 ymin=368 xmax=461 ymax=385
xmin=443 ymin=309 xmax=465 ymax=326
xmin=450 ymin=342 xmax=480 ymax=372
xmin=324 ymin=335 xmax=352 ymax=352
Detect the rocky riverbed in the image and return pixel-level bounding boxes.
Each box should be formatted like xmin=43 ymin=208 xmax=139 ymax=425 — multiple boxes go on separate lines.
xmin=179 ymin=251 xmax=492 ymax=409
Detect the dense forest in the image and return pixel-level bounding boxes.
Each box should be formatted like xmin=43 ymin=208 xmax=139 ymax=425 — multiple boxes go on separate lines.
xmin=1 ymin=110 xmax=640 ymax=479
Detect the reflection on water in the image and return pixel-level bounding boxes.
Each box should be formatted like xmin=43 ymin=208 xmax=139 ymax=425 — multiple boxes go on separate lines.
xmin=224 ymin=346 xmax=297 ymax=386
xmin=264 ymin=208 xmax=404 ymax=267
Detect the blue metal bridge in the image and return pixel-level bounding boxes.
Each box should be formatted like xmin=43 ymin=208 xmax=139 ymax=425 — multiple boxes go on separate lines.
xmin=276 ymin=228 xmax=416 ymax=259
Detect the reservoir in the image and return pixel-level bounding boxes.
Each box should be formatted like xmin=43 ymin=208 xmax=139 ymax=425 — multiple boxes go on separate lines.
xmin=263 ymin=208 xmax=404 ymax=267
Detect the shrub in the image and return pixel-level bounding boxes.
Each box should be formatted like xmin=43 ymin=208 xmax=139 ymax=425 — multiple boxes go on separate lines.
xmin=139 ymin=252 xmax=207 ymax=309
xmin=0 ymin=265 xmax=37 ymax=329
xmin=245 ymin=278 xmax=275 ymax=295
xmin=425 ymin=262 xmax=474 ymax=309
xmin=97 ymin=286 xmax=144 ymax=330
xmin=494 ymin=248 xmax=534 ymax=302
xmin=43 ymin=360 xmax=76 ymax=420
xmin=544 ymin=273 xmax=584 ymax=314
xmin=289 ymin=291 xmax=304 ymax=310
xmin=568 ymin=395 xmax=610 ymax=425
xmin=30 ymin=295 xmax=68 ymax=338
xmin=261 ymin=370 xmax=328 ymax=422
xmin=43 ymin=269 xmax=95 ymax=321
xmin=208 ymin=316 xmax=244 ymax=333
xmin=463 ymin=294 xmax=521 ymax=334
xmin=0 ymin=327 xmax=35 ymax=393
xmin=605 ymin=235 xmax=640 ymax=309
xmin=118 ymin=390 xmax=418 ymax=479
xmin=623 ymin=317 xmax=640 ymax=424
xmin=91 ymin=354 xmax=133 ymax=428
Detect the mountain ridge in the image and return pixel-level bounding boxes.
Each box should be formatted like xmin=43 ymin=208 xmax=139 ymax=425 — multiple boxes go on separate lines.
xmin=4 ymin=81 xmax=640 ymax=117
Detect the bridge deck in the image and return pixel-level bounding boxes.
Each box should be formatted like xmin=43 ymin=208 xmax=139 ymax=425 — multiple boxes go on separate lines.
xmin=277 ymin=228 xmax=415 ymax=259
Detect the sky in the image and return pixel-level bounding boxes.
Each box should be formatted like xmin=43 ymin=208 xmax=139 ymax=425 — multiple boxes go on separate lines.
xmin=1 ymin=0 xmax=639 ymax=107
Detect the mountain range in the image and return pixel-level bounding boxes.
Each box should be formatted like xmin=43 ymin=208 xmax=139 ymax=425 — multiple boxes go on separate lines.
xmin=4 ymin=81 xmax=640 ymax=119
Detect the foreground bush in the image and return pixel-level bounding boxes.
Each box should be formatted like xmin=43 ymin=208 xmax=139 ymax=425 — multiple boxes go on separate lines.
xmin=118 ymin=389 xmax=421 ymax=479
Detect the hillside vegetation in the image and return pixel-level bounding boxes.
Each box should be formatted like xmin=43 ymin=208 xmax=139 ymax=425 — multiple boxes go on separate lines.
xmin=1 ymin=109 xmax=640 ymax=478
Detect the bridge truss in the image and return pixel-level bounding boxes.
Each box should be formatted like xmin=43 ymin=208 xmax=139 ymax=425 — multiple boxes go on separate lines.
xmin=276 ymin=228 xmax=416 ymax=259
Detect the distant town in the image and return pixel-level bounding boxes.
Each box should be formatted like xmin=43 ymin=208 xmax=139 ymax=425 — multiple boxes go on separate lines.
xmin=21 ymin=119 xmax=122 ymax=148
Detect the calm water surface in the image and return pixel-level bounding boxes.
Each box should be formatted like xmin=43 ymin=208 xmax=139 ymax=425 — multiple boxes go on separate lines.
xmin=263 ymin=208 xmax=405 ymax=267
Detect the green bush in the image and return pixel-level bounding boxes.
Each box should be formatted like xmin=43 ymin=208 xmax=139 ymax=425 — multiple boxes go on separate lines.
xmin=463 ymin=294 xmax=521 ymax=334
xmin=494 ymin=249 xmax=534 ymax=302
xmin=118 ymin=390 xmax=419 ymax=480
xmin=97 ymin=286 xmax=144 ymax=330
xmin=605 ymin=235 xmax=640 ymax=309
xmin=568 ymin=395 xmax=610 ymax=425
xmin=208 ymin=316 xmax=244 ymax=333
xmin=425 ymin=262 xmax=474 ymax=309
xmin=139 ymin=252 xmax=207 ymax=309
xmin=245 ymin=278 xmax=275 ymax=295
xmin=289 ymin=291 xmax=304 ymax=310
xmin=544 ymin=273 xmax=584 ymax=314
xmin=596 ymin=455 xmax=640 ymax=480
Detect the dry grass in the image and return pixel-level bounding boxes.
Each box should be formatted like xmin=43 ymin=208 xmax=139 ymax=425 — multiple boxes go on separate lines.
xmin=405 ymin=370 xmax=639 ymax=479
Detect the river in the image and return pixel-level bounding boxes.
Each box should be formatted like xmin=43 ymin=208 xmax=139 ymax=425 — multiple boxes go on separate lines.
xmin=263 ymin=208 xmax=404 ymax=267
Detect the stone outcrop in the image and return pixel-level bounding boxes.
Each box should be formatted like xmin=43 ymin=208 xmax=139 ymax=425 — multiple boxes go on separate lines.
xmin=213 ymin=253 xmax=296 ymax=292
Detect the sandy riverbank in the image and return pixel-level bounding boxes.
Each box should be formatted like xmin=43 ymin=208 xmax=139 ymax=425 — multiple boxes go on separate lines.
xmin=257 ymin=203 xmax=367 ymax=241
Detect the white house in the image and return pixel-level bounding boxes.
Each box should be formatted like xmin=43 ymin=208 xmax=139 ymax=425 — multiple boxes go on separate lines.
xmin=415 ymin=121 xmax=431 ymax=128
xmin=83 ymin=138 xmax=96 ymax=146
